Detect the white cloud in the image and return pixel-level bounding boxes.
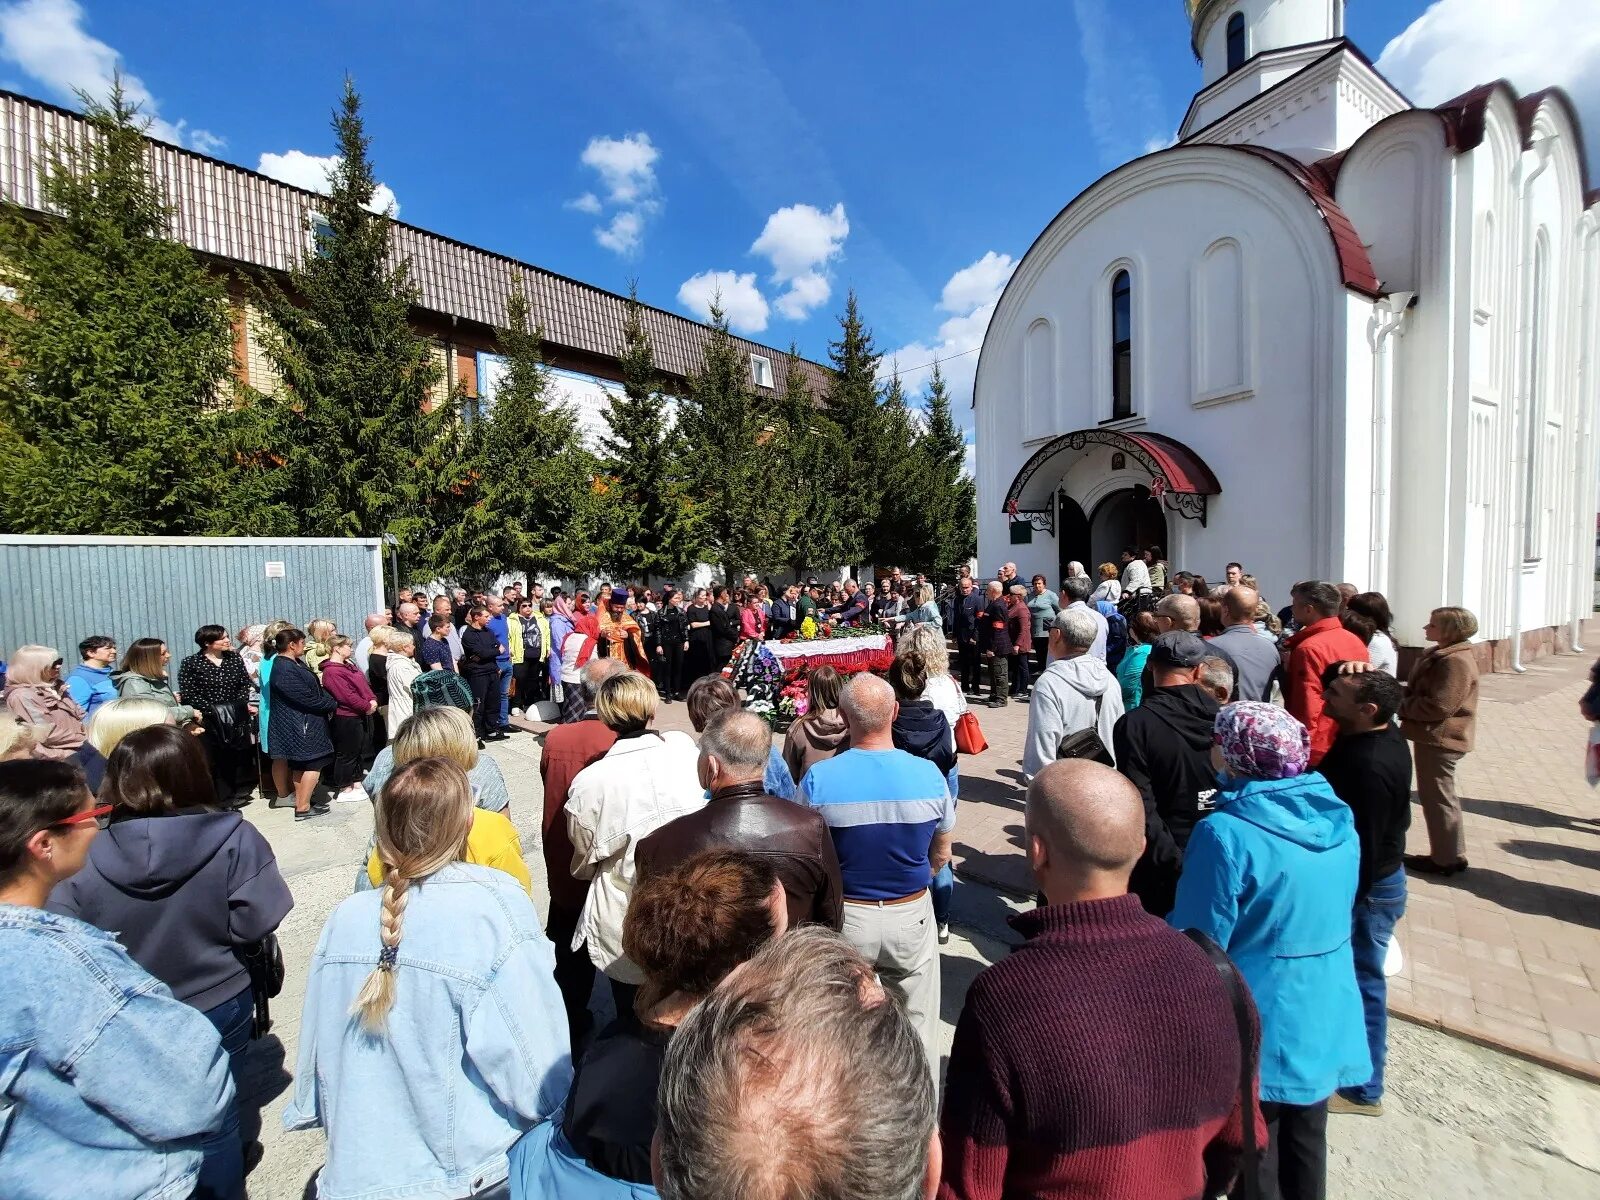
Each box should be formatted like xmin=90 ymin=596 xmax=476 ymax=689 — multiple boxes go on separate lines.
xmin=1071 ymin=0 xmax=1170 ymax=168
xmin=751 ymin=201 xmax=849 ymax=321
xmin=677 ymin=269 xmax=769 ymax=334
xmin=580 ymin=132 xmax=659 ymax=204
xmin=258 ymin=149 xmax=400 ymax=217
xmin=571 ymin=131 xmax=661 ymax=257
xmin=595 ymin=209 xmax=644 ymax=256
xmin=882 ymin=250 xmax=1017 ymax=408
xmin=939 ymin=250 xmax=1015 ymax=315
xmin=0 ymin=0 xmax=224 ymax=150
xmin=1377 ymin=0 xmax=1600 ymax=131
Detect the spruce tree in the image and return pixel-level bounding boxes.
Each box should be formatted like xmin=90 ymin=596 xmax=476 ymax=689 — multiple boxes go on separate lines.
xmin=675 ymin=303 xmax=793 ymax=582
xmin=917 ymin=363 xmax=976 ymax=572
xmin=824 ymin=291 xmax=888 ymax=563
xmin=428 ymin=272 xmax=611 ymax=584
xmin=597 ymin=286 xmax=700 ymax=581
xmin=253 ymin=79 xmax=446 ymax=553
xmin=780 ymin=345 xmax=851 ymax=575
xmin=867 ymin=371 xmax=925 ymax=569
xmin=0 ymin=84 xmax=247 ymax=534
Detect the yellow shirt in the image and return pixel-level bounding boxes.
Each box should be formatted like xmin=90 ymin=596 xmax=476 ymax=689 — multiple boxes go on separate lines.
xmin=367 ymin=807 xmax=532 ymax=896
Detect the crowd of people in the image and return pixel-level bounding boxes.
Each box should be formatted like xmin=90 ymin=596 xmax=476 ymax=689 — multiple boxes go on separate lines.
xmin=0 ymin=549 xmax=1489 ymax=1200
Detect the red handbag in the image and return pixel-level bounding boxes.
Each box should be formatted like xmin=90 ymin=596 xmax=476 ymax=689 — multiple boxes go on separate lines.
xmin=954 ymin=710 xmax=988 ymax=755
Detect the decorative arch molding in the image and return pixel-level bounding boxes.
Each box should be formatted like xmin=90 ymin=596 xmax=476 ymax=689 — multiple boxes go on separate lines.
xmin=1192 ymin=236 xmax=1251 ymax=404
xmin=1023 ymin=317 xmax=1056 ymax=441
xmin=1003 ymin=428 xmax=1222 ymax=533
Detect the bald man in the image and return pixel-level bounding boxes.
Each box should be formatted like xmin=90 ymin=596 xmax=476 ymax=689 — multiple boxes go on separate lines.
xmin=354 ymin=611 xmax=390 ymax=675
xmin=1209 ymin=586 xmax=1284 ymax=703
xmin=940 ymin=760 xmax=1258 ymax=1199
xmin=799 ymin=673 xmax=955 ymax=1071
xmin=1143 ymin=592 xmax=1237 ymax=699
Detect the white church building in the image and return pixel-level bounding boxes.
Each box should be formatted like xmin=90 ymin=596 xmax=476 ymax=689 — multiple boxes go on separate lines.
xmin=975 ymin=0 xmax=1599 ymax=664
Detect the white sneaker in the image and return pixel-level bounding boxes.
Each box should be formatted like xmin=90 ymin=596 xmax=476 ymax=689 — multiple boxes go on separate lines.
xmin=334 ymin=785 xmax=367 ymax=803
xmin=938 ymin=923 xmax=950 ymax=945
xmin=511 ymin=706 xmax=524 ymax=717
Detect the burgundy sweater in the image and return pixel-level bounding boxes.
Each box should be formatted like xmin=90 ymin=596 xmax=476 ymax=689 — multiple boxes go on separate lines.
xmin=939 ymin=894 xmax=1259 ymax=1200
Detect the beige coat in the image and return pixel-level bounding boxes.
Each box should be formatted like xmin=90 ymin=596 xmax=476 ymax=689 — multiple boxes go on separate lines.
xmin=3 ymin=683 xmax=86 ymax=759
xmin=1400 ymin=640 xmax=1479 ymax=753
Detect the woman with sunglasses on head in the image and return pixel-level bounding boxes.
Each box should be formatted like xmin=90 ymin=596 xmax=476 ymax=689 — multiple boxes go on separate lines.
xmin=0 ymin=758 xmax=234 ymax=1200
xmin=114 ymin=637 xmax=201 ymax=730
xmin=48 ymin=724 xmax=292 ymax=1200
xmin=2 ymin=644 xmax=87 ymax=760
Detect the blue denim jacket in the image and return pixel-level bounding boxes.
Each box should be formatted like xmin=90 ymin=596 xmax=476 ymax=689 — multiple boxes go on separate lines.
xmin=285 ymin=862 xmax=573 ymax=1200
xmin=0 ymin=904 xmax=234 ymax=1200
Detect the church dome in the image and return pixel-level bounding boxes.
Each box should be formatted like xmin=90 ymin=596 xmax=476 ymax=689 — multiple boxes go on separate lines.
xmin=1187 ymin=0 xmax=1344 ymax=80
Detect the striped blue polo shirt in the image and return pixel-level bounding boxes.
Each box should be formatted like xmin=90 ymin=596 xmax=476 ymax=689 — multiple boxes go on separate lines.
xmin=799 ymin=747 xmax=956 ymax=901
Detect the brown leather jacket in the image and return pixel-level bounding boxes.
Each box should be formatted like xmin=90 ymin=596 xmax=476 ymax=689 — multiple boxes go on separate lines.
xmin=635 ymin=780 xmax=844 ymax=931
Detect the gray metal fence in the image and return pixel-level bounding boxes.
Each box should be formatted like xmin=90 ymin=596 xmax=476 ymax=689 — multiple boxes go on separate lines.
xmin=0 ymin=536 xmax=385 ymax=671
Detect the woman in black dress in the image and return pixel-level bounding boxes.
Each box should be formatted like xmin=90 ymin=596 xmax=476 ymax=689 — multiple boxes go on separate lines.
xmin=684 ymin=588 xmax=715 ymax=683
xmin=177 ymin=625 xmax=256 ymax=807
xmin=709 ymin=585 xmax=739 ymax=670
xmin=267 ymin=627 xmax=337 ymax=822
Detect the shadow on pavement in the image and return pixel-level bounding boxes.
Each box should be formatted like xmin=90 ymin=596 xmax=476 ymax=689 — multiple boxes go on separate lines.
xmin=1434 ymin=865 xmax=1600 ymax=930
xmin=240 ymin=1032 xmax=291 ymax=1160
xmin=1462 ymin=795 xmax=1600 ymax=833
xmin=1501 ymin=837 xmax=1600 ymax=873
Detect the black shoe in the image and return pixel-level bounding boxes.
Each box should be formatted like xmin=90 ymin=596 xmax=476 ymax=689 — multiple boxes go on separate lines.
xmin=293 ymin=807 xmax=327 ymax=822
xmin=312 ymin=800 xmax=332 ymax=814
xmin=495 ymin=724 xmax=520 ymax=736
xmin=267 ymin=795 xmax=295 ymax=809
xmin=1404 ymin=853 xmax=1467 ymax=877
xmin=485 ymin=731 xmax=510 ymax=742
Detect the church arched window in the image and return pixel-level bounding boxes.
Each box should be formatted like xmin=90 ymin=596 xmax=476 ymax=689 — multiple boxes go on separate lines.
xmin=1111 ymin=270 xmax=1133 ymax=419
xmin=1226 ymin=12 xmax=1247 ymax=72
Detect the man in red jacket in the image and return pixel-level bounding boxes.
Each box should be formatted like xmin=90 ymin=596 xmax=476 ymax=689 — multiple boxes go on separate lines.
xmin=539 ymin=656 xmax=625 ymax=1053
xmin=1283 ymin=580 xmax=1370 ymax=764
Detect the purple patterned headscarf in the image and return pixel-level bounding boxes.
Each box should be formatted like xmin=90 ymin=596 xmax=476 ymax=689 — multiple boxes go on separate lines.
xmin=1214 ymin=702 xmax=1311 ymax=780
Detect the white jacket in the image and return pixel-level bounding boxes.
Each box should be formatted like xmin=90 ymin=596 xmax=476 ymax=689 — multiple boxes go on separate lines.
xmin=1022 ymin=654 xmax=1125 ymax=780
xmin=385 ymin=654 xmax=421 ymax=737
xmin=564 ymin=730 xmax=705 ymax=982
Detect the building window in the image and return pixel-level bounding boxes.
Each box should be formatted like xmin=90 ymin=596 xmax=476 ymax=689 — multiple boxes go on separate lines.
xmin=309 ymin=212 xmax=334 ymax=259
xmin=750 ymin=354 xmax=775 ymax=390
xmin=1111 ymin=270 xmax=1133 ymax=419
xmin=1226 ymin=12 xmax=1247 ymax=72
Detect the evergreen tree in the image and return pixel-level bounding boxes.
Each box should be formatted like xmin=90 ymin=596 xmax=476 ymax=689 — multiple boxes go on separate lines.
xmin=868 ymin=371 xmax=926 ymax=568
xmin=824 ymin=291 xmax=888 ymax=563
xmin=428 ymin=272 xmax=611 ymax=584
xmin=0 ymin=83 xmax=251 ymax=534
xmin=252 ymin=79 xmax=446 ymax=555
xmin=780 ymin=345 xmax=851 ymax=574
xmin=597 ymin=286 xmax=700 ymax=581
xmin=675 ymin=303 xmax=793 ymax=582
xmin=916 ymin=363 xmax=976 ymax=572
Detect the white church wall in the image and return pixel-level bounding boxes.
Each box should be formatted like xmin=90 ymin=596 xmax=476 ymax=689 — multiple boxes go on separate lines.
xmin=1195 ymin=0 xmax=1342 ymax=87
xmin=976 ymin=150 xmax=1350 ymax=606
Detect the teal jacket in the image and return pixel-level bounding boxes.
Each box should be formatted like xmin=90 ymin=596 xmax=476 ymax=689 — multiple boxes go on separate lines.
xmin=1169 ymin=772 xmax=1370 ymax=1105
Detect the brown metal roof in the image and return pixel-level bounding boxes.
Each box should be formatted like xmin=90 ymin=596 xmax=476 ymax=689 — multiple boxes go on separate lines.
xmin=0 ymin=88 xmax=832 ymax=395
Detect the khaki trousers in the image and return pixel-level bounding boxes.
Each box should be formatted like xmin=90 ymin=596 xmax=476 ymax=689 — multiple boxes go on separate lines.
xmin=841 ymin=892 xmax=940 ymax=1078
xmin=1413 ymin=742 xmax=1466 ymax=864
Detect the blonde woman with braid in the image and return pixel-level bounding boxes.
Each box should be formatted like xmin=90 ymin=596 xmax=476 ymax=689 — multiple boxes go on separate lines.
xmin=285 ymin=757 xmax=571 ymax=1200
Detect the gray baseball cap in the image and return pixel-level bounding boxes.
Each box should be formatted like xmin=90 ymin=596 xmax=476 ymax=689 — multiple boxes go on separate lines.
xmin=1149 ymin=631 xmax=1209 ymax=670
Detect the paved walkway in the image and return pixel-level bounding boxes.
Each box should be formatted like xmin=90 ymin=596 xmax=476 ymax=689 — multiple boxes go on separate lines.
xmin=949 ymin=649 xmax=1600 ymax=1074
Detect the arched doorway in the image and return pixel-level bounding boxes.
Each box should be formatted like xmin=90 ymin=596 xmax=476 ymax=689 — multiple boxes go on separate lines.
xmin=1089 ymin=486 xmax=1167 ymax=570
xmin=1057 ymin=491 xmax=1090 ymax=586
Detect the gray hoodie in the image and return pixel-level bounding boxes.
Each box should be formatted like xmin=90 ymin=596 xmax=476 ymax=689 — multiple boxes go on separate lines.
xmin=1023 ymin=654 xmax=1126 ymax=779
xmin=47 ymin=810 xmax=293 ymax=1011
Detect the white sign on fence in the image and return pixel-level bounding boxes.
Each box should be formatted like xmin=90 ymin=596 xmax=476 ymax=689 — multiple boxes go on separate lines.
xmin=264 ymin=561 xmax=286 ymax=579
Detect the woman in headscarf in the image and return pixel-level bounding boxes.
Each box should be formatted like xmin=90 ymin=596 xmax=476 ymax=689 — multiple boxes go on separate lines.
xmin=557 ymin=611 xmax=601 ymax=724
xmin=548 ymin=595 xmax=577 ymax=700
xmin=1169 ymin=702 xmax=1369 ymax=1200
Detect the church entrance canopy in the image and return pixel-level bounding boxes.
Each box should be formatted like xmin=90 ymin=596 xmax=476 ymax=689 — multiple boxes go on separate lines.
xmin=1002 ymin=428 xmax=1222 ymax=535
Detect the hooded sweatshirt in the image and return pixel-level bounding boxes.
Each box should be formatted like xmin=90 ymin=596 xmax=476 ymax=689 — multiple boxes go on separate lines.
xmin=892 ymin=698 xmax=956 ymax=779
xmin=1169 ymin=773 xmax=1370 ymax=1104
xmin=47 ymin=810 xmax=294 ymax=1012
xmin=1023 ymin=655 xmax=1125 ymax=779
xmin=782 ymin=708 xmax=851 ymax=784
xmin=65 ymin=662 xmax=118 ymax=721
xmin=1111 ymin=684 xmax=1220 ymax=916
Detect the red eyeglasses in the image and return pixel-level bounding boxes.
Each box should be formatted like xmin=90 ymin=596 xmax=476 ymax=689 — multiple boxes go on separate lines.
xmin=52 ymin=804 xmax=113 ymax=831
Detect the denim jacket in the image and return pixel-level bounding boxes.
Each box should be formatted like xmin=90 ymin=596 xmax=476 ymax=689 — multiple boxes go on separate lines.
xmin=284 ymin=862 xmax=573 ymax=1200
xmin=0 ymin=904 xmax=234 ymax=1200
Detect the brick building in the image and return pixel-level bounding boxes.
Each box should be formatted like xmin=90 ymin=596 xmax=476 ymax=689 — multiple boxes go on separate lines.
xmin=0 ymin=87 xmax=830 ymax=441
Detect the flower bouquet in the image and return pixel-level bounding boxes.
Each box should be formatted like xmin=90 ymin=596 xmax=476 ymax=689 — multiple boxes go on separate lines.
xmin=777 ymin=678 xmax=810 ymax=722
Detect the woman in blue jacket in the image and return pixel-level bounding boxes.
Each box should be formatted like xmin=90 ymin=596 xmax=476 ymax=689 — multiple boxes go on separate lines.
xmin=1169 ymin=701 xmax=1369 ymax=1200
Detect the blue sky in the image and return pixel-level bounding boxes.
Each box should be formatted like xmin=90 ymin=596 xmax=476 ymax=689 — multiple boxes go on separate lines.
xmin=0 ymin=0 xmax=1596 ymax=432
